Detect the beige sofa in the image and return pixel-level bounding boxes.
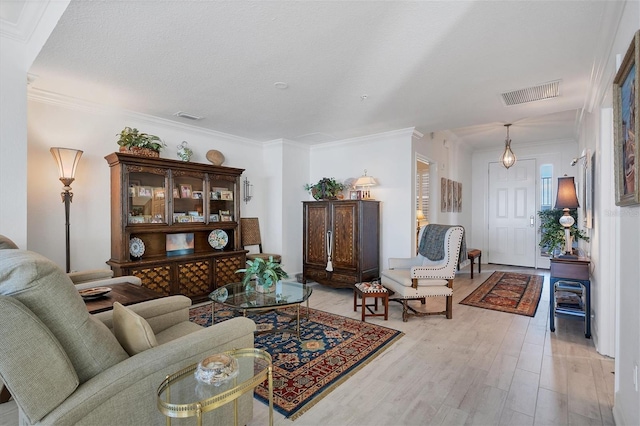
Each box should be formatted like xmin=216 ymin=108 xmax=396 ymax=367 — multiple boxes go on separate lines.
xmin=0 ymin=235 xmax=256 ymax=425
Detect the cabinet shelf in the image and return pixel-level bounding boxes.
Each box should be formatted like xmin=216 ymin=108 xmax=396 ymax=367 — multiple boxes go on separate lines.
xmin=106 ymin=152 xmax=247 ymax=302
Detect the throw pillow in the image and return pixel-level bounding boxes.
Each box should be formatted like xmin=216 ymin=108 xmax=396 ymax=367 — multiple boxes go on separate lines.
xmin=113 ymin=302 xmax=158 ymax=356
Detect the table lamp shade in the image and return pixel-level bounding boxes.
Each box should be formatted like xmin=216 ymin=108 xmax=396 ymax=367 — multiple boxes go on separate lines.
xmin=554 ymin=176 xmax=579 ymax=209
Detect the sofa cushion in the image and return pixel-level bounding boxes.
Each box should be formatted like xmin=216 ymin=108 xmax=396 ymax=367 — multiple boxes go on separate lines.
xmin=0 ymin=249 xmax=129 ymax=383
xmin=0 ymin=296 xmax=79 ymax=423
xmin=0 ymin=234 xmax=18 ymax=250
xmin=113 ymin=302 xmax=158 ymax=355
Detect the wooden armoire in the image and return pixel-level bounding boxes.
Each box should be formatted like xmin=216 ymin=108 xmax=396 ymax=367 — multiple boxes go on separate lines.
xmin=302 ymin=200 xmax=380 ymax=288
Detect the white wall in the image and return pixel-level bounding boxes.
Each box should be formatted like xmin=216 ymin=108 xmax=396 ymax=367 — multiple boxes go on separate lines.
xmin=414 ymin=131 xmax=473 ymax=245
xmin=0 ymin=37 xmax=28 ymax=248
xmin=598 ymin=6 xmax=640 ymax=425
xmin=308 ymin=128 xmax=414 ymax=266
xmin=27 ymin=93 xmax=265 ymax=271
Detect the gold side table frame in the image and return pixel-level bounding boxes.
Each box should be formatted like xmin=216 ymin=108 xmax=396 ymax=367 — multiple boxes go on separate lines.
xmin=157 ymin=348 xmax=273 ymax=426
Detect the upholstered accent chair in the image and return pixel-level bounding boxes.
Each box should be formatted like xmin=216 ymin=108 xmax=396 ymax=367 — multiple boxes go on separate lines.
xmin=380 ymin=225 xmax=464 ymax=322
xmin=0 ymin=235 xmax=256 ymax=425
xmin=240 ymin=217 xmax=282 ymax=263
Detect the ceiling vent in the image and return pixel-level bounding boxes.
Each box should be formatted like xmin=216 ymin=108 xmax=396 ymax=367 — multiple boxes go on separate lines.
xmin=173 ymin=111 xmax=203 ymax=120
xmin=501 ymin=80 xmax=561 ymax=106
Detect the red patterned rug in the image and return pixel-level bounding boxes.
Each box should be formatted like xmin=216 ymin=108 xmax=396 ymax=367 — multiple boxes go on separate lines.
xmin=459 ymin=271 xmax=544 ymax=317
xmin=189 ymin=305 xmax=403 ymax=419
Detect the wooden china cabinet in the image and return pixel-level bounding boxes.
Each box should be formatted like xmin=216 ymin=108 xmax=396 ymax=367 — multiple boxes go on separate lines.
xmin=105 ymin=152 xmax=247 ymax=303
xmin=302 ymin=200 xmax=380 ymax=288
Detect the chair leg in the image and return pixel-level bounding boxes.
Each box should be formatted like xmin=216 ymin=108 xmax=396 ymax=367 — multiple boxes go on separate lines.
xmin=420 ymin=297 xmax=426 ymax=305
xmin=446 ymin=295 xmax=452 ymax=319
xmin=401 ymin=300 xmax=409 ymax=322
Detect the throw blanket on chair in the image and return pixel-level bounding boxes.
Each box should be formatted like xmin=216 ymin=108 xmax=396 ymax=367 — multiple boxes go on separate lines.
xmin=418 ymin=224 xmax=466 ymax=263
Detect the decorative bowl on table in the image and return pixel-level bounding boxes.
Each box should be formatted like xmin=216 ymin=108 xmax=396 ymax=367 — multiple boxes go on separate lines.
xmin=194 ymin=353 xmax=238 ymax=386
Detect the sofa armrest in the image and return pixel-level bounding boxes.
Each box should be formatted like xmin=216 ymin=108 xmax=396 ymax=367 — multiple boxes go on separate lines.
xmin=74 ymin=275 xmax=142 ymax=290
xmin=68 ymin=269 xmax=114 ymax=284
xmin=35 ymin=317 xmax=257 ymax=426
xmin=93 ymin=295 xmax=192 ymax=334
xmin=388 ymin=256 xmax=423 ymax=269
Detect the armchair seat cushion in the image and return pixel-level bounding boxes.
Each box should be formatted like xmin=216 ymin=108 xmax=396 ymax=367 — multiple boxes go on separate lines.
xmin=381 ymin=270 xmax=452 ymax=299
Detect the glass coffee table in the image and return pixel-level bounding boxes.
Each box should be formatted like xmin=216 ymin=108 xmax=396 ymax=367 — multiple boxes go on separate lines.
xmin=209 ymin=280 xmax=312 ymax=338
xmin=157 ymin=348 xmax=273 ymax=426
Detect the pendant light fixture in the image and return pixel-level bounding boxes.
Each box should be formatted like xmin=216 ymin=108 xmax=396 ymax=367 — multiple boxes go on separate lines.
xmin=501 ymin=124 xmax=517 ymax=169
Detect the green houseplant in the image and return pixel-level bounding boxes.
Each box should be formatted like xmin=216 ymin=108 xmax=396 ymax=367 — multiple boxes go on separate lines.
xmin=304 ymin=177 xmax=345 ymax=200
xmin=538 ymin=209 xmax=589 ymax=256
xmin=236 ymin=256 xmax=289 ymax=293
xmin=117 ymin=127 xmax=165 ymax=157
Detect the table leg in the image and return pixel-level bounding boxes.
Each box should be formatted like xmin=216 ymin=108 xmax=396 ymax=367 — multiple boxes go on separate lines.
xmin=268 ymin=364 xmax=274 ymax=426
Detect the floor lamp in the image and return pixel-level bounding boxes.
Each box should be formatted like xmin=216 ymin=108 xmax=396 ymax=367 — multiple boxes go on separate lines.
xmin=554 ymin=175 xmax=579 ymax=259
xmin=50 ymin=147 xmax=83 ymax=273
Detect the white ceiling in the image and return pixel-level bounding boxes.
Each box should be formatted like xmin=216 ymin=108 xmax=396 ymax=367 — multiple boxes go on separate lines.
xmin=13 ymin=1 xmax=619 ymax=148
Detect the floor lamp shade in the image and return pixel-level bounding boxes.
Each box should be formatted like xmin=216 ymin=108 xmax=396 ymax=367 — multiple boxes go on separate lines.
xmin=51 ymin=148 xmax=83 ymax=187
xmin=554 ymin=176 xmax=579 ymax=257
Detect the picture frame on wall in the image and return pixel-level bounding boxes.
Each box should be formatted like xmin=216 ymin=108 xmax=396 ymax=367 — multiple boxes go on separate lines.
xmin=456 ymin=182 xmax=462 ymax=212
xmin=613 ymin=30 xmax=639 ymax=207
xmin=441 ymin=177 xmax=447 ymax=212
xmin=447 ymin=179 xmax=454 ymax=212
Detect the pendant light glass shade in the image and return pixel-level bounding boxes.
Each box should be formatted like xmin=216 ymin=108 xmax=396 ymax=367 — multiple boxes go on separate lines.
xmin=501 ymin=124 xmax=517 ymax=169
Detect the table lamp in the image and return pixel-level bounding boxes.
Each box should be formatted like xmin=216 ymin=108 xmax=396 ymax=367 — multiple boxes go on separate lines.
xmin=554 ymin=175 xmax=579 ymax=259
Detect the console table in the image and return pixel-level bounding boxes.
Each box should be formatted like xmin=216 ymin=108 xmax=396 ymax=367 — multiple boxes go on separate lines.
xmin=549 ymin=256 xmax=591 ymax=338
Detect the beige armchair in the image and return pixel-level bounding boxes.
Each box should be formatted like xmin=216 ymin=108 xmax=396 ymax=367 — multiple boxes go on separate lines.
xmin=0 ymin=236 xmax=256 ymax=425
xmin=380 ymin=225 xmax=464 ymax=321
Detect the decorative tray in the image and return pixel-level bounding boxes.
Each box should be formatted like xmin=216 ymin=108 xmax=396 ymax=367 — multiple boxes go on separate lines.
xmin=78 ymin=286 xmax=112 ymax=300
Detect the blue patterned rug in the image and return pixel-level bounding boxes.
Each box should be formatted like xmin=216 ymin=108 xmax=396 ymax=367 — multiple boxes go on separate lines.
xmin=189 ymin=304 xmax=403 ymax=419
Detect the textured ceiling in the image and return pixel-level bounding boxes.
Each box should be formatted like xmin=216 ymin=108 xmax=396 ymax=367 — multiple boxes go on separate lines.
xmin=26 ymin=1 xmax=616 ymax=148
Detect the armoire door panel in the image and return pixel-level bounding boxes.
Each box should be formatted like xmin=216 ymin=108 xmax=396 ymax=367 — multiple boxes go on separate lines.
xmin=332 ymin=202 xmax=357 ymax=269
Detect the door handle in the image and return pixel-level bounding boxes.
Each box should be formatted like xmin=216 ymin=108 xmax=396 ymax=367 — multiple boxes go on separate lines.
xmin=530 ymin=215 xmax=535 ymax=227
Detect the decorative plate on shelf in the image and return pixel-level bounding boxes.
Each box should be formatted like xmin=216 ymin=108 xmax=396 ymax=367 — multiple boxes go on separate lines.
xmin=78 ymin=286 xmax=111 ymax=300
xmin=208 ymin=229 xmax=228 ymax=250
xmin=129 ymin=237 xmax=145 ymax=258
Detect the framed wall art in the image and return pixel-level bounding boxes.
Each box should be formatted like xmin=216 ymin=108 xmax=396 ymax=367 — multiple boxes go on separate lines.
xmin=441 ymin=177 xmax=447 ymax=212
xmin=613 ymin=30 xmax=639 ymax=206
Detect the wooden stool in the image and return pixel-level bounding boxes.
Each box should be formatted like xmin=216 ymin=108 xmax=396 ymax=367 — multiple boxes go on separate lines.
xmin=353 ymin=283 xmax=389 ymax=321
xmin=467 ymin=249 xmax=482 ymax=279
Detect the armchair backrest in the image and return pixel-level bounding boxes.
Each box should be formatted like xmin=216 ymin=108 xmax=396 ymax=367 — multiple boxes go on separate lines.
xmin=416 ymin=225 xmax=464 ymax=276
xmin=0 ymin=250 xmax=128 ymax=384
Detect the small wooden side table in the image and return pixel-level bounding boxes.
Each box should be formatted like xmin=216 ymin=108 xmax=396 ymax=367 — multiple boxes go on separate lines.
xmin=353 ymin=283 xmax=389 ymax=321
xmin=549 ymin=256 xmax=591 ymax=338
xmin=83 ymin=283 xmax=163 ymax=314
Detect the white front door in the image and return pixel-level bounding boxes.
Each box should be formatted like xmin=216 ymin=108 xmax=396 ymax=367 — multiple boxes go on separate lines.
xmin=488 ymin=159 xmax=537 ymax=267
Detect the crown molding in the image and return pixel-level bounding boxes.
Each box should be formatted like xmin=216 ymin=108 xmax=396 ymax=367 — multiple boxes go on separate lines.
xmin=0 ymin=0 xmax=50 ymax=42
xmin=310 ymin=127 xmax=416 ymax=151
xmin=28 ymin=88 xmax=262 ymax=146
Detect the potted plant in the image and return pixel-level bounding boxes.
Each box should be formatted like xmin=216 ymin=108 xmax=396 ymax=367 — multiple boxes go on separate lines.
xmin=304 ymin=177 xmax=345 ymax=200
xmin=117 ymin=127 xmax=165 ymax=157
xmin=538 ymin=209 xmax=589 ymax=257
xmin=236 ymin=256 xmax=289 ymax=293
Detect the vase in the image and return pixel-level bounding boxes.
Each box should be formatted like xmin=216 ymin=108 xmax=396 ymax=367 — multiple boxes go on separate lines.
xmin=256 ymin=281 xmax=276 ymax=293
xmin=177 ymin=141 xmax=193 ymax=162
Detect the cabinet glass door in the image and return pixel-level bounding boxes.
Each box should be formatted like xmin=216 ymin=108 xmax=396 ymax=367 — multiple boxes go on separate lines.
xmin=208 ymin=177 xmax=236 ymax=224
xmin=128 ymin=171 xmax=167 ymax=225
xmin=173 ymin=174 xmax=206 ymax=223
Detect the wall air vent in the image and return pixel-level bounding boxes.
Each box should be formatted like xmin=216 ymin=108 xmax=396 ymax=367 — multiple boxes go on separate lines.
xmin=173 ymin=111 xmax=203 ymax=120
xmin=501 ymin=80 xmax=561 ymax=106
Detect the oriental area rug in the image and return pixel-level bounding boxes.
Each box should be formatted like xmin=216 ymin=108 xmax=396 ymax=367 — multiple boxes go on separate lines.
xmin=189 ymin=304 xmax=403 ymax=419
xmin=459 ymin=271 xmax=544 ymax=317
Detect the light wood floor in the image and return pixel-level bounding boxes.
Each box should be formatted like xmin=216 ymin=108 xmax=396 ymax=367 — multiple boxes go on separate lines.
xmin=0 ymin=265 xmax=614 ymax=426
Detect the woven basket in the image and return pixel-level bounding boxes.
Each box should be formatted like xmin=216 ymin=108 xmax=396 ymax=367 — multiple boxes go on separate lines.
xmin=119 ymin=146 xmax=160 ymax=158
